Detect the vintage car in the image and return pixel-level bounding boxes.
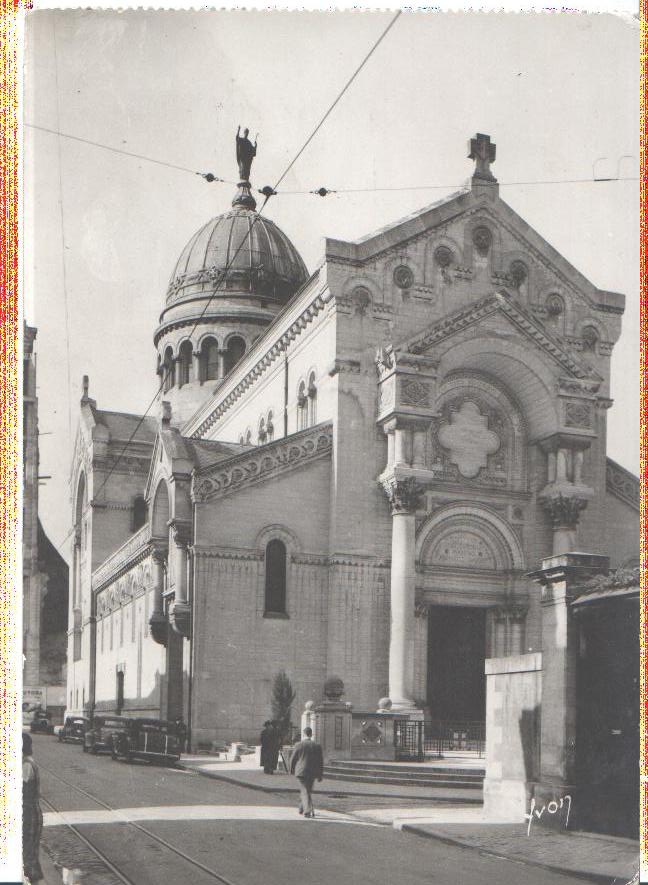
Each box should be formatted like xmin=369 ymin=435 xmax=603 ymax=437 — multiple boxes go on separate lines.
xmin=29 ymin=712 xmax=53 ymax=734
xmin=84 ymin=716 xmax=131 ymax=755
xmin=111 ymin=718 xmax=181 ymax=765
xmin=58 ymin=716 xmax=89 ymax=744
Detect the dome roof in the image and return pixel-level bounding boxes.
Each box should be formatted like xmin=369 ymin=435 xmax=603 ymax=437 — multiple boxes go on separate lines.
xmin=166 ymin=208 xmax=309 ymax=306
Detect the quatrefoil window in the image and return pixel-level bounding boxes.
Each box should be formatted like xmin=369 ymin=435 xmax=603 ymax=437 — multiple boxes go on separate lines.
xmin=438 ymin=401 xmax=501 ymax=478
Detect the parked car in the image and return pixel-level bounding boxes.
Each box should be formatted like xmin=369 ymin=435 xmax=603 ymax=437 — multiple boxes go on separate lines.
xmin=30 ymin=712 xmax=53 ymax=734
xmin=58 ymin=716 xmax=89 ymax=744
xmin=112 ymin=718 xmax=181 ymax=765
xmin=84 ymin=716 xmax=131 ymax=755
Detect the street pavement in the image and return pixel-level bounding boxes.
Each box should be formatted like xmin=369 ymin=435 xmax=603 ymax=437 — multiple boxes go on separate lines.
xmin=33 ymin=734 xmax=608 ymax=885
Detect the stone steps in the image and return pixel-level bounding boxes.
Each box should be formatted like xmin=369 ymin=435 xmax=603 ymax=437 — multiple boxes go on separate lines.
xmin=323 ymin=761 xmax=484 ymax=790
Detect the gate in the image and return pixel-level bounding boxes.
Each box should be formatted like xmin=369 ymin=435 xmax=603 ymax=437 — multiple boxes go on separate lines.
xmin=394 ymin=719 xmax=485 ymax=761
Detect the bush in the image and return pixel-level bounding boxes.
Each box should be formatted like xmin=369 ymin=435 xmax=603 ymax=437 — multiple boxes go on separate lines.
xmin=271 ymin=671 xmax=296 ymax=744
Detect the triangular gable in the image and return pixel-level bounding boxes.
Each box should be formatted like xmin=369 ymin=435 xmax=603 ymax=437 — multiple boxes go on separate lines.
xmin=326 ymin=189 xmax=623 ymax=313
xmin=400 ymin=290 xmax=603 ymax=381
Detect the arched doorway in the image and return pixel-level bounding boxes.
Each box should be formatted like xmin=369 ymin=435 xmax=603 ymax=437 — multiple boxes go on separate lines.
xmin=416 ymin=506 xmax=526 ymax=728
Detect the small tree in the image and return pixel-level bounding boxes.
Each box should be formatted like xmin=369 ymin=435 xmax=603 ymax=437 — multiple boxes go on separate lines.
xmin=271 ymin=670 xmax=296 ymax=744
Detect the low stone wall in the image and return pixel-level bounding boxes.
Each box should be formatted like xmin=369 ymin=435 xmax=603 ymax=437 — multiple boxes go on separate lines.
xmin=483 ymin=652 xmax=542 ymax=821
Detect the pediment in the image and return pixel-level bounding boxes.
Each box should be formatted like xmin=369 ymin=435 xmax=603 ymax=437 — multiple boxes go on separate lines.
xmin=325 ymin=188 xmax=623 ymax=315
xmin=400 ymin=290 xmax=602 ymax=382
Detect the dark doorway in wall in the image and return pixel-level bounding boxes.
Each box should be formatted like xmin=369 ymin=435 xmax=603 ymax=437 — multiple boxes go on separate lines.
xmin=427 ymin=606 xmax=486 ymax=721
xmin=116 ymin=670 xmax=124 ymax=714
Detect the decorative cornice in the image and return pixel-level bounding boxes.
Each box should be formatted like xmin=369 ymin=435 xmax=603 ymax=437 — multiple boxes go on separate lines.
xmin=605 ymin=458 xmax=640 ymax=511
xmin=405 ymin=291 xmax=601 ymax=382
xmin=91 ymin=524 xmax=151 ymax=591
xmin=190 ymin=292 xmax=329 ymax=438
xmin=192 ymin=423 xmax=333 ymax=502
xmin=328 ymin=358 xmax=362 ymax=376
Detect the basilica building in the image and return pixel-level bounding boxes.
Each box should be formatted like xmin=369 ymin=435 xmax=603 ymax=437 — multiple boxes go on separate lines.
xmin=66 ymin=134 xmax=639 ymax=792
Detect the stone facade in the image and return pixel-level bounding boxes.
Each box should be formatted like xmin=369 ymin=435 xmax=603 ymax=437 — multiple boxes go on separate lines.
xmin=23 ymin=324 xmax=69 ymax=716
xmin=65 ymin=136 xmax=639 ymax=756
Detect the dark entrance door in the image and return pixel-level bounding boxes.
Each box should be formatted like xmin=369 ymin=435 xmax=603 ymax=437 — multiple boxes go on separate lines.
xmin=427 ymin=605 xmax=486 ymax=721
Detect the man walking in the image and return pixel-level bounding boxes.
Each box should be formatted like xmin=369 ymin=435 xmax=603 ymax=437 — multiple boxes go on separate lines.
xmin=290 ymin=726 xmax=323 ymax=818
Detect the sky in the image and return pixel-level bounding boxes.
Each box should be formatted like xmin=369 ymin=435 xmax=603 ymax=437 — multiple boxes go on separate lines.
xmin=23 ymin=9 xmax=640 ymax=556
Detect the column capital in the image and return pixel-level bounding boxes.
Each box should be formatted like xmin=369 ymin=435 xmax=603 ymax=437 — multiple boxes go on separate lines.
xmin=170 ymin=520 xmax=192 ymax=547
xmin=539 ymin=492 xmax=588 ymax=531
xmin=382 ymin=476 xmax=425 ymax=514
xmin=151 ymin=544 xmax=168 ymax=565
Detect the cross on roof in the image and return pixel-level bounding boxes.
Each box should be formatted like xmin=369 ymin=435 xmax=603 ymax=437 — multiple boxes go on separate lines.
xmin=468 ymin=133 xmax=497 ymax=182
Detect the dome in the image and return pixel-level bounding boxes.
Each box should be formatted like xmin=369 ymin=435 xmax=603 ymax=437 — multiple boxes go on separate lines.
xmin=166 ymin=207 xmax=309 ymax=307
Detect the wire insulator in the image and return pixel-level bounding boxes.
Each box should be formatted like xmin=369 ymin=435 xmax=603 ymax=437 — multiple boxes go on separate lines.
xmin=259 ymin=185 xmax=277 ymax=197
xmin=312 ymin=187 xmax=332 ymax=197
xmin=200 ymin=172 xmax=222 ymax=183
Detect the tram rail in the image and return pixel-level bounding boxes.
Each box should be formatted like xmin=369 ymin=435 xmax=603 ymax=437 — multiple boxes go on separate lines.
xmin=38 ymin=761 xmax=239 ymax=885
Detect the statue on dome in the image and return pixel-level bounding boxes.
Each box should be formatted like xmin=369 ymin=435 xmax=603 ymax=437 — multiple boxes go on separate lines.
xmin=236 ymin=126 xmax=257 ymax=182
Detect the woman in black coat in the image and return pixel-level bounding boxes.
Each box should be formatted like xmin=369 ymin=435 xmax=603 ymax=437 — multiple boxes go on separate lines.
xmin=260 ymin=721 xmax=279 ymax=774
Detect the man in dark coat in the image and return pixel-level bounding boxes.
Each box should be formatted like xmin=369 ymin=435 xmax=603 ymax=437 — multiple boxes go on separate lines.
xmin=23 ymin=732 xmax=44 ymax=882
xmin=290 ymin=727 xmax=324 ymax=817
xmin=260 ymin=721 xmax=279 ymax=774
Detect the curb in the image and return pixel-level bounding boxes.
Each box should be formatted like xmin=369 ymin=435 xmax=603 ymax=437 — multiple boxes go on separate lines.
xmin=176 ymin=763 xmax=482 ymax=804
xmin=397 ymin=823 xmax=628 ymax=885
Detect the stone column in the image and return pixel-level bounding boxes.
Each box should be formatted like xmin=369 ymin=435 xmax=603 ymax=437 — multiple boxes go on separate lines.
xmin=149 ymin=547 xmax=168 ymax=646
xmin=529 ymin=553 xmax=608 ymax=815
xmin=538 ymin=435 xmax=592 ymax=556
xmin=383 ymin=478 xmax=424 ymax=714
xmin=217 ymin=349 xmax=226 ymax=380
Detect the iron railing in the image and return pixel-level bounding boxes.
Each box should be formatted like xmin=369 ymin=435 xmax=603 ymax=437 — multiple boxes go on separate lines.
xmin=394 ymin=719 xmax=485 ymax=761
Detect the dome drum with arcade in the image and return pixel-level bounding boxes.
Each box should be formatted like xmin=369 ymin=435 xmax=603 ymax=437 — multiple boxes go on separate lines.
xmin=154 ymin=128 xmax=309 ymax=426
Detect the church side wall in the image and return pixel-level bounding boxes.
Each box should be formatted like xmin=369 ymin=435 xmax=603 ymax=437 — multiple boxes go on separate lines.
xmin=94 ymin=556 xmax=165 ymax=715
xmin=191 ymin=458 xmax=331 ymax=743
xmin=201 ymin=309 xmax=336 ymax=446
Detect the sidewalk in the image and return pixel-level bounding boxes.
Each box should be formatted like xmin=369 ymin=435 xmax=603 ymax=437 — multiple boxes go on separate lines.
xmin=385 ymin=807 xmax=639 ymax=884
xmin=177 ymin=755 xmax=482 ymax=804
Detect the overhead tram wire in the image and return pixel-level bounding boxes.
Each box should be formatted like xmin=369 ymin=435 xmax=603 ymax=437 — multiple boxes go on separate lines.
xmin=85 ymin=9 xmax=404 ymax=514
xmin=26 ymin=121 xmax=638 ymax=194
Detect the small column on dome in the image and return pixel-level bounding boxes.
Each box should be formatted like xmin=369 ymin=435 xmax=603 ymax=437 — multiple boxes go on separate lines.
xmin=233 ymin=125 xmax=258 ymax=210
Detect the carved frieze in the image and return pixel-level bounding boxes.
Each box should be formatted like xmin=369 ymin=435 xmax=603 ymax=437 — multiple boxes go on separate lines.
xmin=401 ymin=379 xmax=430 ymax=407
xmin=605 ymin=458 xmax=640 ymax=511
xmin=429 ymin=530 xmax=496 ymax=569
xmin=193 ymin=423 xmax=333 ymax=502
xmin=564 ymin=400 xmax=592 ymax=429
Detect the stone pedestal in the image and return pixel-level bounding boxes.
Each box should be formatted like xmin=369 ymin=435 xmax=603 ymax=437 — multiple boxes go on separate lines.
xmin=305 ymin=700 xmax=352 ymax=762
xmin=483 ymin=653 xmax=542 ymax=822
xmin=528 ymin=552 xmax=609 ymax=829
xmin=350 ymin=708 xmax=407 ymax=761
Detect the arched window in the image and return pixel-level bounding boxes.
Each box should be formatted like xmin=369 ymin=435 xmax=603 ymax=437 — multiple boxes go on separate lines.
xmin=297 ymin=381 xmax=308 ymax=431
xmin=307 ymin=372 xmax=317 ymax=426
xmin=201 ymin=337 xmax=220 ymax=382
xmin=245 ymin=428 xmax=252 ymax=445
xmin=258 ymin=418 xmax=267 ymax=444
xmin=267 ymin=411 xmax=274 ymax=442
xmin=178 ymin=341 xmax=193 ymax=386
xmin=582 ymin=325 xmax=599 ymax=352
xmin=162 ymin=346 xmax=175 ymax=392
xmin=132 ymin=495 xmax=147 ymax=531
xmin=264 ymin=539 xmax=287 ymax=615
xmin=224 ymin=336 xmax=246 ymax=375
